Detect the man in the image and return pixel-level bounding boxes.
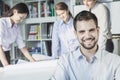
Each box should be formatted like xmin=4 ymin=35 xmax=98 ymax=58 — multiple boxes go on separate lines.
xmin=50 ymin=11 xmax=120 ymax=80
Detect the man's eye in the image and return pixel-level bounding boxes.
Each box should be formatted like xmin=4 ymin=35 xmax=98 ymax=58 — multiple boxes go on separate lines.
xmin=90 ymin=29 xmax=95 ymax=32
xmin=79 ymin=31 xmax=85 ymax=34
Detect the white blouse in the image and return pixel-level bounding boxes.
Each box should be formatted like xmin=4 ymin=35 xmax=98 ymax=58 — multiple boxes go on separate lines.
xmin=0 ymin=17 xmax=25 ymax=51
xmin=90 ymin=2 xmax=112 ymax=50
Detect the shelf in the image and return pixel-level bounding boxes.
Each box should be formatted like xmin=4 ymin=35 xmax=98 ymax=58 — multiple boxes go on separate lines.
xmin=25 ymin=0 xmax=39 ymax=3
xmin=26 ymin=39 xmax=52 ymax=41
xmin=26 ymin=39 xmax=41 ymax=41
xmin=25 ymin=17 xmax=57 ymax=24
xmin=42 ymin=39 xmax=52 ymax=41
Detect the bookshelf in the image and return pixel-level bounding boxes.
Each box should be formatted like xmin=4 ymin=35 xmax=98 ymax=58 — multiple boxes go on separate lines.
xmin=24 ymin=0 xmax=57 ymax=57
xmin=24 ymin=22 xmax=53 ymax=56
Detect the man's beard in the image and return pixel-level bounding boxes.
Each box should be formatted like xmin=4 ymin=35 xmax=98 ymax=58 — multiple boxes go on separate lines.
xmin=80 ymin=37 xmax=97 ymax=50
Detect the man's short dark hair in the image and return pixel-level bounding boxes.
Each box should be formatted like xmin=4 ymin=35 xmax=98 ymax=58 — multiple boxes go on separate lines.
xmin=73 ymin=10 xmax=98 ymax=31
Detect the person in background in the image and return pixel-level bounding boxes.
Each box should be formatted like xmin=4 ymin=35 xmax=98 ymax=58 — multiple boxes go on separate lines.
xmin=0 ymin=3 xmax=36 ymax=67
xmin=83 ymin=0 xmax=114 ymax=52
xmin=51 ymin=10 xmax=120 ymax=80
xmin=52 ymin=2 xmax=79 ymax=59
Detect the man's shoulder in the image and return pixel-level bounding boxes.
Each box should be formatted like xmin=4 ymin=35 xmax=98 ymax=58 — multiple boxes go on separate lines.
xmin=103 ymin=50 xmax=120 ymax=58
xmin=102 ymin=50 xmax=120 ymax=64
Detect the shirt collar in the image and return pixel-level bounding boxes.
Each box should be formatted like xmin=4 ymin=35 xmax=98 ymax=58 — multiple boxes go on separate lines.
xmin=60 ymin=17 xmax=73 ymax=25
xmin=94 ymin=48 xmax=102 ymax=60
xmin=73 ymin=47 xmax=83 ymax=60
xmin=73 ymin=47 xmax=102 ymax=61
xmin=6 ymin=17 xmax=17 ymax=28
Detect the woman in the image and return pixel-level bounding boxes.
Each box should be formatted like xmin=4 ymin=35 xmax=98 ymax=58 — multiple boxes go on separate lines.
xmin=52 ymin=2 xmax=79 ymax=59
xmin=0 ymin=3 xmax=36 ymax=67
xmin=83 ymin=0 xmax=114 ymax=52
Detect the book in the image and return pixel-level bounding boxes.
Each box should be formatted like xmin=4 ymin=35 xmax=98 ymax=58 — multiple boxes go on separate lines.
xmin=37 ymin=25 xmax=41 ymax=40
xmin=42 ymin=41 xmax=47 ymax=55
xmin=41 ymin=41 xmax=52 ymax=56
xmin=47 ymin=23 xmax=53 ymax=38
xmin=47 ymin=0 xmax=55 ymax=16
xmin=41 ymin=1 xmax=47 ymax=17
xmin=27 ymin=2 xmax=38 ymax=18
xmin=28 ymin=25 xmax=41 ymax=40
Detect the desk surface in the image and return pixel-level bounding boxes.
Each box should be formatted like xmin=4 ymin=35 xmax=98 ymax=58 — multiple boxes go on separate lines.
xmin=0 ymin=60 xmax=58 ymax=80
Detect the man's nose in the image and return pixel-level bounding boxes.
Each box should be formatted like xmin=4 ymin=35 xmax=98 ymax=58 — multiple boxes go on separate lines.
xmin=85 ymin=31 xmax=91 ymax=38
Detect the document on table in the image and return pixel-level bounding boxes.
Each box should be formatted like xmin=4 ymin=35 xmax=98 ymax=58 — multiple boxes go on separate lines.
xmin=32 ymin=54 xmax=54 ymax=61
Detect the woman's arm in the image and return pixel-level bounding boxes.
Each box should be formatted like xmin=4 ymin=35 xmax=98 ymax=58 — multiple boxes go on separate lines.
xmin=20 ymin=47 xmax=36 ymax=62
xmin=0 ymin=45 xmax=9 ymax=66
xmin=96 ymin=3 xmax=110 ymax=50
xmin=52 ymin=22 xmax=60 ymax=58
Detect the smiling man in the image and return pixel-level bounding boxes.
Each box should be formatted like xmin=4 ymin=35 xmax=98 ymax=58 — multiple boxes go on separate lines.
xmin=50 ymin=10 xmax=120 ymax=80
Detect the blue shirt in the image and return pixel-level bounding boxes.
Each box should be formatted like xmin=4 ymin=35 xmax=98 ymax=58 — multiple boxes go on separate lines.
xmin=52 ymin=17 xmax=79 ymax=58
xmin=51 ymin=48 xmax=120 ymax=80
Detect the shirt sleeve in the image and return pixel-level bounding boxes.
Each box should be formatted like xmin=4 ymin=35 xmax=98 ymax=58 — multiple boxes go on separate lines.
xmin=16 ymin=26 xmax=25 ymax=49
xmin=52 ymin=21 xmax=60 ymax=58
xmin=115 ymin=64 xmax=120 ymax=80
xmin=114 ymin=57 xmax=120 ymax=80
xmin=50 ymin=56 xmax=69 ymax=80
xmin=0 ymin=19 xmax=4 ymax=45
xmin=97 ymin=4 xmax=110 ymax=50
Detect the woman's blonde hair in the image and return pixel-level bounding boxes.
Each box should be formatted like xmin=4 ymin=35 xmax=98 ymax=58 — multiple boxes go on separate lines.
xmin=55 ymin=2 xmax=72 ymax=17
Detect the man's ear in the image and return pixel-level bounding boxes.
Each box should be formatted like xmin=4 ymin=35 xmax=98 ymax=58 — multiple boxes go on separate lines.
xmin=97 ymin=26 xmax=100 ymax=33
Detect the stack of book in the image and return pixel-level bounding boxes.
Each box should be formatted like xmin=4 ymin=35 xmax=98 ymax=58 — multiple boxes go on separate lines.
xmin=28 ymin=25 xmax=40 ymax=40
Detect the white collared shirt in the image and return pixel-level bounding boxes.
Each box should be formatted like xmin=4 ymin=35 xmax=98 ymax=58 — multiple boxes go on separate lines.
xmin=90 ymin=2 xmax=112 ymax=50
xmin=0 ymin=17 xmax=25 ymax=51
xmin=82 ymin=2 xmax=112 ymax=50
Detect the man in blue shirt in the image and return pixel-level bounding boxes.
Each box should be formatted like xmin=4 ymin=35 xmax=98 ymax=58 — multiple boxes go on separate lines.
xmin=51 ymin=10 xmax=120 ymax=80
